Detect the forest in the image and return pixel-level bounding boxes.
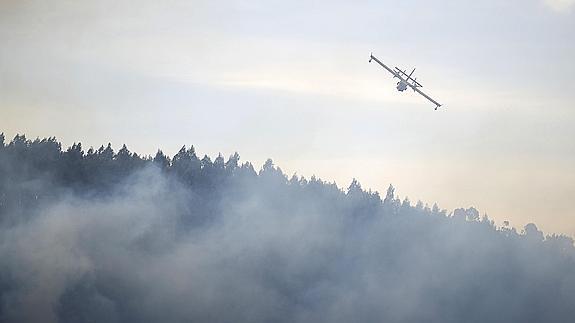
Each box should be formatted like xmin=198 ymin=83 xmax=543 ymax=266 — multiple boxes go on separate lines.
xmin=0 ymin=133 xmax=574 ymax=323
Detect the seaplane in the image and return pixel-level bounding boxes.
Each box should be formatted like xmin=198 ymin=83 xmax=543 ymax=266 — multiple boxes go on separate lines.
xmin=369 ymin=53 xmax=442 ymax=110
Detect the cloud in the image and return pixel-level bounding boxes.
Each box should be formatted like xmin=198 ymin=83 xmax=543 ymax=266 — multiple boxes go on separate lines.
xmin=544 ymin=0 xmax=575 ymax=12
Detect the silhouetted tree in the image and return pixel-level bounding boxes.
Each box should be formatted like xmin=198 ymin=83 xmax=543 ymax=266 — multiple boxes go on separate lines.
xmin=153 ymin=150 xmax=170 ymax=170
xmin=524 ymin=223 xmax=544 ymax=242
xmin=383 ymin=184 xmax=395 ymax=205
xmin=225 ymin=152 xmax=240 ymax=173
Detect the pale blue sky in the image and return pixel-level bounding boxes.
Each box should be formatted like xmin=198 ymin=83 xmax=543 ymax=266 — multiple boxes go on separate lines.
xmin=1 ymin=0 xmax=574 ymax=235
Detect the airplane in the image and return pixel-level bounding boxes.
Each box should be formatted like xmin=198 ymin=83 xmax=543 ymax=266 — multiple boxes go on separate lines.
xmin=369 ymin=53 xmax=442 ymax=110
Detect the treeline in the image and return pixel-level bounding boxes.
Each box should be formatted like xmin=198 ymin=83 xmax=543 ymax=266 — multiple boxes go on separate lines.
xmin=1 ymin=132 xmax=573 ymax=247
xmin=0 ymin=133 xmax=571 ymax=236
xmin=1 ymin=133 xmax=574 ymax=323
xmin=0 ymin=133 xmax=382 ymax=226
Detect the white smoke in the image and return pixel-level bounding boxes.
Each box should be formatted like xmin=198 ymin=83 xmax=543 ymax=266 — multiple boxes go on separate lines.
xmin=0 ymin=166 xmax=574 ymax=323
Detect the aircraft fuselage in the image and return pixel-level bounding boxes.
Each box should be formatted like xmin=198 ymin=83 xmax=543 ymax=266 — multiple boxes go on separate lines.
xmin=397 ymin=81 xmax=408 ymax=92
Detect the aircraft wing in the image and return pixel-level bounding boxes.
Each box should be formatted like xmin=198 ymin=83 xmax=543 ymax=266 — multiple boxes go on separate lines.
xmin=369 ymin=54 xmax=398 ymax=78
xmin=407 ymin=82 xmax=442 ymax=108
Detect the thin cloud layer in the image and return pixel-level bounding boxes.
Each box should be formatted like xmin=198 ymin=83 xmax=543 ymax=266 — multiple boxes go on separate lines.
xmin=544 ymin=0 xmax=575 ymax=12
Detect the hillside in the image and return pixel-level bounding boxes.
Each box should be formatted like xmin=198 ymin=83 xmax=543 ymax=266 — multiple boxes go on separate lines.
xmin=0 ymin=133 xmax=574 ymax=323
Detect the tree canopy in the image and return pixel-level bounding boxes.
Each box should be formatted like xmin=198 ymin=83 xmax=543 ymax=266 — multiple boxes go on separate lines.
xmin=0 ymin=133 xmax=573 ymax=323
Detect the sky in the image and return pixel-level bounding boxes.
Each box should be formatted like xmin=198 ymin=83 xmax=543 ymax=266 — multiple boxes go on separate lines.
xmin=1 ymin=0 xmax=574 ymax=236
